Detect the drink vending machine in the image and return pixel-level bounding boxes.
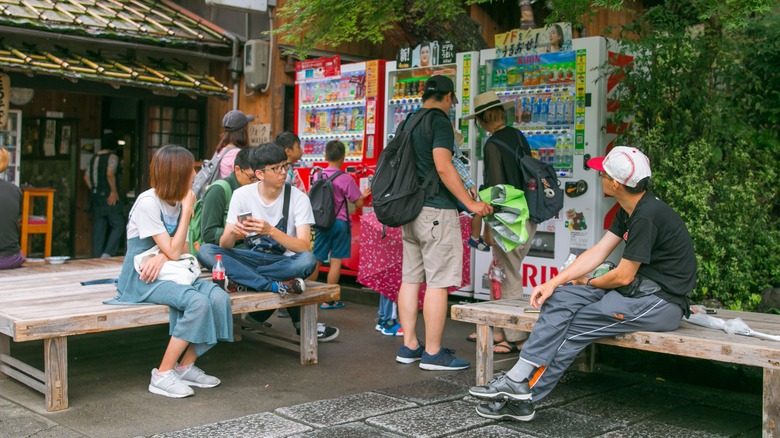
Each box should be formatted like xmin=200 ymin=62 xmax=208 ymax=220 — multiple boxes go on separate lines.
xmin=293 ymin=56 xmax=386 ymax=276
xmin=472 ymin=36 xmax=628 ymax=299
xmin=383 ymin=45 xmax=481 ymax=297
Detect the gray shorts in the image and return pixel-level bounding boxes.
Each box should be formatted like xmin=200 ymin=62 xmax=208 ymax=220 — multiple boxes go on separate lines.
xmin=401 ymin=207 xmax=462 ymax=289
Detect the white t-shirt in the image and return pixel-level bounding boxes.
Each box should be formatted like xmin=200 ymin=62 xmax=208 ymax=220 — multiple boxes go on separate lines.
xmin=126 ymin=189 xmax=182 ymax=240
xmin=226 ymin=183 xmax=314 ymax=255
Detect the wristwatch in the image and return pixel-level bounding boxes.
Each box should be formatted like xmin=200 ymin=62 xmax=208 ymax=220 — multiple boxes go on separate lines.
xmin=586 ymin=277 xmax=594 ymax=287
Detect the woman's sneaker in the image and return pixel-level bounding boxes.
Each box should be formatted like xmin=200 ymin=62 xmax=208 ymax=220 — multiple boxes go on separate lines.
xmin=175 ymin=364 xmax=220 ymax=388
xmin=149 ymin=369 xmax=194 ymax=398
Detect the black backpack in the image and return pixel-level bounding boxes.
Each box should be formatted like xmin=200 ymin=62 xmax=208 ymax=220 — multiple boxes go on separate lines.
xmin=489 ymin=131 xmax=564 ymax=223
xmin=372 ymin=109 xmax=444 ymax=227
xmin=309 ymin=170 xmax=344 ymax=229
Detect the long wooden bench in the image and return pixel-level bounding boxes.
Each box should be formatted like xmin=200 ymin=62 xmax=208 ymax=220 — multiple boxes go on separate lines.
xmin=451 ymin=298 xmax=780 ymax=437
xmin=0 ymin=258 xmax=340 ymax=412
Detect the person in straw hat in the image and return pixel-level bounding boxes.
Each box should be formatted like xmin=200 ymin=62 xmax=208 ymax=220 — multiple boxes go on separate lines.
xmin=463 ymin=91 xmax=537 ymax=355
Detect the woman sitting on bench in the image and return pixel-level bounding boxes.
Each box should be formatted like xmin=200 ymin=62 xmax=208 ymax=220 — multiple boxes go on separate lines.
xmin=114 ymin=144 xmax=233 ymax=399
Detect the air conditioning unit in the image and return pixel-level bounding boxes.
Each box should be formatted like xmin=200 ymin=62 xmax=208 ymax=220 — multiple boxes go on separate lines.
xmin=244 ymin=40 xmax=270 ymax=89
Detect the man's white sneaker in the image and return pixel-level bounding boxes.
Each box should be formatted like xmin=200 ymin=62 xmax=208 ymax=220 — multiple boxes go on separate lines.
xmin=176 ymin=364 xmax=221 ymax=388
xmin=149 ymin=369 xmax=194 ymax=398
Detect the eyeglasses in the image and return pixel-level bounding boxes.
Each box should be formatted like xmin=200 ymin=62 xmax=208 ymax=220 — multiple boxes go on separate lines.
xmin=259 ymin=162 xmax=291 ymax=175
xmin=599 ymin=171 xmax=614 ymax=181
xmin=242 ymin=169 xmax=258 ymax=182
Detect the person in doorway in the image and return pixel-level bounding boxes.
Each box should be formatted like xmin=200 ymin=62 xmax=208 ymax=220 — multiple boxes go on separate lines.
xmin=112 ymin=145 xmax=232 ymax=398
xmin=217 ymin=110 xmax=254 ymax=179
xmin=306 ymin=140 xmax=370 ymax=310
xmin=469 ymin=146 xmax=697 ymax=422
xmin=463 ymin=91 xmax=538 ymax=354
xmin=197 ymin=146 xmax=339 ymax=342
xmin=84 ymin=131 xmax=125 ymax=258
xmin=198 ymin=143 xmax=338 ymax=341
xmin=276 ymin=131 xmax=307 ymax=193
xmin=0 ymin=148 xmax=24 ymax=269
xmin=395 ymin=75 xmax=491 ymax=371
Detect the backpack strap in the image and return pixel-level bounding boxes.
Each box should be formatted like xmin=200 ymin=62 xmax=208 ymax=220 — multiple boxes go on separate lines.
xmin=326 ymin=170 xmax=349 ymax=221
xmin=400 ymin=108 xmax=447 ymax=195
xmin=212 ymin=179 xmax=233 ymax=209
xmin=278 ymin=182 xmax=291 ymax=232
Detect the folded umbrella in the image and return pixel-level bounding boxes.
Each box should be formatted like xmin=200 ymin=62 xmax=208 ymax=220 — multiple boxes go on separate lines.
xmin=479 ymin=184 xmax=530 ymax=253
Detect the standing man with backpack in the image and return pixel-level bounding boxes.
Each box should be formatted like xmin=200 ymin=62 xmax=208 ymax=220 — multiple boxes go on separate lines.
xmin=462 ymin=91 xmax=540 ymax=354
xmin=84 ymin=131 xmax=125 ymax=258
xmin=394 ymin=76 xmax=492 ymax=371
xmin=307 ymin=140 xmax=371 ymax=309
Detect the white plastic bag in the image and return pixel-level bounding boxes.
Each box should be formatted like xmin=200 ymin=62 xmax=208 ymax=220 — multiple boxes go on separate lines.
xmin=133 ymin=246 xmax=201 ymax=285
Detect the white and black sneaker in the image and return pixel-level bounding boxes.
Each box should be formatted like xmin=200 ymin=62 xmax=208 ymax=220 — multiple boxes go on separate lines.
xmin=476 ymin=400 xmax=535 ymax=422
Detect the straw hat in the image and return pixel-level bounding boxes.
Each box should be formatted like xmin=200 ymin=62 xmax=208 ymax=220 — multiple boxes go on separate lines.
xmin=463 ymin=91 xmax=514 ymax=120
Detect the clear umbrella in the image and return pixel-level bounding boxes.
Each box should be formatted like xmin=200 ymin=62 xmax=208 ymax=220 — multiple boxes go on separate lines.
xmin=686 ymin=313 xmax=780 ymax=342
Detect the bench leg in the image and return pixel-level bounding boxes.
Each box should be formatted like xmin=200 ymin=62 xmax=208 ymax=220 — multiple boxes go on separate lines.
xmin=0 ymin=333 xmax=8 ymax=380
xmin=475 ymin=324 xmax=493 ymax=386
xmin=299 ymin=304 xmax=318 ymax=365
xmin=765 ymin=368 xmax=779 ymax=438
xmin=44 ymin=337 xmax=68 ymax=411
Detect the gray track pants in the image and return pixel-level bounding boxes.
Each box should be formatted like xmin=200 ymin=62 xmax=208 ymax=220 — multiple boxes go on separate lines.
xmin=520 ymin=284 xmax=683 ymax=401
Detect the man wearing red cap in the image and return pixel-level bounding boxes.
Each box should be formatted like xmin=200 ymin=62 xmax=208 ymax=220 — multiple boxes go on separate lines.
xmin=469 ymin=146 xmax=697 ymax=422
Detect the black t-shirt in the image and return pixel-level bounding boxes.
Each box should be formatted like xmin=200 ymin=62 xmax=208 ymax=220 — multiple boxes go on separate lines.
xmin=609 ymin=191 xmax=698 ymax=310
xmin=0 ymin=180 xmax=21 ymax=256
xmin=483 ymin=127 xmax=531 ymax=190
xmin=410 ymin=108 xmax=456 ymax=209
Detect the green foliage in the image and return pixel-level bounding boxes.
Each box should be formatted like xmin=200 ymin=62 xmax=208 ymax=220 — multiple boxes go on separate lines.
xmin=604 ymin=1 xmax=780 ymax=310
xmin=273 ymin=0 xmax=487 ymax=58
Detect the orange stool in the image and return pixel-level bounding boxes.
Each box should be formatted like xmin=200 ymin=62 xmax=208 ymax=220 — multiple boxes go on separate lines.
xmin=20 ymin=188 xmax=56 ymax=258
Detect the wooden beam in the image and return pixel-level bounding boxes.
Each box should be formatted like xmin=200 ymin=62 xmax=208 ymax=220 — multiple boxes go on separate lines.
xmin=0 ymin=334 xmax=8 ymax=380
xmin=476 ymin=324 xmax=493 ymax=386
xmin=44 ymin=337 xmax=68 ymax=411
xmin=299 ymin=303 xmax=318 ymax=365
xmin=765 ymin=368 xmax=779 ymax=438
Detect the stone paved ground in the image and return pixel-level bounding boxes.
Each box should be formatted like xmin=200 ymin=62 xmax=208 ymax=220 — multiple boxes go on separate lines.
xmin=150 ymin=369 xmax=762 ymax=438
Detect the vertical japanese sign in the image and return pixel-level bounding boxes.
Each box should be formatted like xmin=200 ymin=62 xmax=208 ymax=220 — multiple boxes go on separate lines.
xmin=460 ymin=54 xmax=472 ymax=143
xmin=365 ymin=60 xmax=378 ymax=99
xmin=575 ymin=49 xmax=586 ymax=152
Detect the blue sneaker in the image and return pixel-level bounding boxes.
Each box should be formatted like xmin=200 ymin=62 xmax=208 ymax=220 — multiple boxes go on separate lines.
xmin=375 ymin=318 xmax=386 ymax=332
xmin=381 ymin=322 xmax=404 ymax=337
xmin=396 ymin=343 xmax=424 ymax=364
xmin=419 ymin=348 xmax=470 ymax=371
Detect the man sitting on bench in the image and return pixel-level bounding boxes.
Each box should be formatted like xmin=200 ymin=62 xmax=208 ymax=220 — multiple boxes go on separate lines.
xmin=469 ymin=146 xmax=698 ymax=422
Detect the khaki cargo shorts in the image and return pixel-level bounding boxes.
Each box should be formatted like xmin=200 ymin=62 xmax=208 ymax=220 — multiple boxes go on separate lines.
xmin=401 ymin=207 xmax=462 ymax=289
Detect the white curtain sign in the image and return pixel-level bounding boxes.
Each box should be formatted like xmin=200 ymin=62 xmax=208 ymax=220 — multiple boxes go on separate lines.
xmin=0 ymin=73 xmax=9 ymax=129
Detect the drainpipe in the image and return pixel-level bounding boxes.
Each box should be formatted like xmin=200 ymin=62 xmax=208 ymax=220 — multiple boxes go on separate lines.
xmin=225 ymin=32 xmax=242 ymax=110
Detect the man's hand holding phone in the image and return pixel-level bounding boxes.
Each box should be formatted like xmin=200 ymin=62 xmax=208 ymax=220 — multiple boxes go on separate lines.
xmin=234 ymin=212 xmax=253 ymax=238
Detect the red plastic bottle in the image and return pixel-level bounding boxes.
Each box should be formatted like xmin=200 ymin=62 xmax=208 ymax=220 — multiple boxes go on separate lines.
xmin=212 ymin=254 xmax=226 ymax=290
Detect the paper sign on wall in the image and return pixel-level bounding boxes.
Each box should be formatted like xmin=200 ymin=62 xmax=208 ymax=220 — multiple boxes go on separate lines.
xmin=248 ymin=123 xmax=270 ymax=146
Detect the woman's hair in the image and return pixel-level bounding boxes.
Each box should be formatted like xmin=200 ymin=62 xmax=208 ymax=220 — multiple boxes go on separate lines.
xmin=216 ymin=128 xmax=249 ymax=153
xmin=149 ymin=145 xmax=194 ymax=203
xmin=476 ymin=106 xmax=507 ymax=127
xmin=0 ymin=148 xmax=8 ymax=173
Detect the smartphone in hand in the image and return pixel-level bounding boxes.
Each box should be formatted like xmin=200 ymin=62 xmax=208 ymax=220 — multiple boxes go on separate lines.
xmin=238 ymin=212 xmax=252 ymax=224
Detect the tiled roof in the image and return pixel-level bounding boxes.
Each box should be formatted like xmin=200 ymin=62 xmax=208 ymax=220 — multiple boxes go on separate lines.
xmin=0 ymin=42 xmax=231 ymax=97
xmin=0 ymin=0 xmax=233 ymax=49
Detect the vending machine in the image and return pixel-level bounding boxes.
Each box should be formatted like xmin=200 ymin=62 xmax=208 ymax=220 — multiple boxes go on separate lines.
xmin=472 ymin=35 xmax=627 ymax=299
xmin=383 ymin=43 xmax=481 ymax=297
xmin=293 ymin=56 xmax=386 ymax=276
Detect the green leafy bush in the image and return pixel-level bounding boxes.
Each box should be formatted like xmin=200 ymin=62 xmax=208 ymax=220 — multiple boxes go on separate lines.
xmin=604 ymin=3 xmax=780 ymax=310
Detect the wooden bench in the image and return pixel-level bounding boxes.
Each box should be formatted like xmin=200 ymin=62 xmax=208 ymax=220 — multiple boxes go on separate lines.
xmin=451 ymin=298 xmax=780 ymax=437
xmin=0 ymin=258 xmax=340 ymax=412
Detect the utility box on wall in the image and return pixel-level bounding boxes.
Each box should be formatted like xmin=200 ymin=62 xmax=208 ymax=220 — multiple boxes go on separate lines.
xmin=244 ymin=40 xmax=270 ymax=89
